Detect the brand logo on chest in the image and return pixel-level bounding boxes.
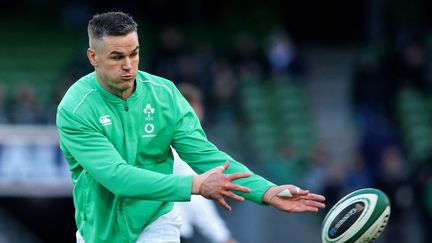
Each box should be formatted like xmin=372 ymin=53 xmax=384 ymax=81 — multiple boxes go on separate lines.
xmin=99 ymin=115 xmax=112 ymax=126
xmin=144 ymin=104 xmax=155 ymax=120
xmin=142 ymin=104 xmax=157 ymax=138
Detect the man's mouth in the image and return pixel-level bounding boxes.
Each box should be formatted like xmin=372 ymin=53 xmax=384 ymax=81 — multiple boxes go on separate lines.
xmin=120 ymin=74 xmax=133 ymax=80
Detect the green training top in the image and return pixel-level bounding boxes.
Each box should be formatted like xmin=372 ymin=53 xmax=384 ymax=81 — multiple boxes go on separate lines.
xmin=56 ymin=71 xmax=275 ymax=243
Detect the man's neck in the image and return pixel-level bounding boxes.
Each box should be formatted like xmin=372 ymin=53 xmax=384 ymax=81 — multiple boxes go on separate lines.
xmin=117 ymin=88 xmax=134 ymax=101
xmin=96 ymin=75 xmax=136 ymax=101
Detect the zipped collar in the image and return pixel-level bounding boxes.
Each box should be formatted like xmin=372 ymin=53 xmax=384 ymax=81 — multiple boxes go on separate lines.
xmin=91 ymin=72 xmax=143 ymax=103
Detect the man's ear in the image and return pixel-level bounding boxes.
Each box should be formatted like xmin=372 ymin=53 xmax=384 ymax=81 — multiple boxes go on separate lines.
xmin=87 ymin=48 xmax=98 ymax=67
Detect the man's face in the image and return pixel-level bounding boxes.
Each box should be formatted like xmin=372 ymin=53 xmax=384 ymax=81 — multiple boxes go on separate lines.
xmin=88 ymin=32 xmax=139 ymax=97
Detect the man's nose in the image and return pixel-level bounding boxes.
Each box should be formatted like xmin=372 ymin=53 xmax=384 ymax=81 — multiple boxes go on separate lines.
xmin=123 ymin=57 xmax=132 ymax=70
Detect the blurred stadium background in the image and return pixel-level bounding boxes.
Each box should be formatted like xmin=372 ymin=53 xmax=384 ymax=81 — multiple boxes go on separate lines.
xmin=1 ymin=0 xmax=432 ymax=242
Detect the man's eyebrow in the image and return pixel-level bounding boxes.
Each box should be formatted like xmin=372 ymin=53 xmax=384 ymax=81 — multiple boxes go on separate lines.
xmin=109 ymin=47 xmax=139 ymax=55
xmin=109 ymin=51 xmax=124 ymax=55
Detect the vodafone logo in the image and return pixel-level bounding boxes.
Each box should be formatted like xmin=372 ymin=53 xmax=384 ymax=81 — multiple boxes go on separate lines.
xmin=144 ymin=124 xmax=155 ymax=133
xmin=142 ymin=123 xmax=157 ymax=138
xmin=142 ymin=104 xmax=157 ymax=138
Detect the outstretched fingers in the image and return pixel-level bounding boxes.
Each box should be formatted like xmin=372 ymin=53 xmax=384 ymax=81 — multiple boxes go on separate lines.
xmin=301 ymin=193 xmax=326 ymax=202
xmin=222 ymin=190 xmax=245 ymax=202
xmin=302 ymin=205 xmax=320 ymax=213
xmin=217 ymin=197 xmax=232 ymax=211
xmin=225 ymin=182 xmax=251 ymax=193
xmin=227 ymin=172 xmax=251 ymax=181
xmin=200 ymin=162 xmax=253 ymax=211
xmin=302 ymin=199 xmax=326 ymax=209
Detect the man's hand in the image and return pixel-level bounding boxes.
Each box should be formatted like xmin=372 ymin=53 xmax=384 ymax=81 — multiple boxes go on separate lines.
xmin=192 ymin=161 xmax=251 ymax=211
xmin=262 ymin=185 xmax=325 ymax=213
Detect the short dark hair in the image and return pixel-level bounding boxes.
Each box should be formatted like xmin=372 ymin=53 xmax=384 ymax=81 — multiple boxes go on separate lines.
xmin=88 ymin=11 xmax=138 ymax=43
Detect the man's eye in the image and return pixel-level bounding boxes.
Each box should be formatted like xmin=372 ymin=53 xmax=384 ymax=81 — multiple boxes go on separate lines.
xmin=112 ymin=56 xmax=123 ymax=60
xmin=130 ymin=52 xmax=138 ymax=57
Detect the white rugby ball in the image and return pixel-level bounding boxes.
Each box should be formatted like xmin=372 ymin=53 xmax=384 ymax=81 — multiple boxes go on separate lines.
xmin=321 ymin=188 xmax=391 ymax=243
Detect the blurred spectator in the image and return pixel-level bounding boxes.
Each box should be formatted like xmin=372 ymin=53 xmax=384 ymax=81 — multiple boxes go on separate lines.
xmin=62 ymin=55 xmax=94 ymax=83
xmin=413 ymin=157 xmax=432 ymax=243
xmin=302 ymin=145 xmax=331 ymax=195
xmin=229 ymin=32 xmax=268 ymax=80
xmin=0 ymin=84 xmax=8 ymax=124
xmin=176 ymin=49 xmax=215 ymax=99
xmin=357 ymin=107 xmax=400 ymax=180
xmin=178 ymin=54 xmax=200 ymax=86
xmin=351 ymin=47 xmax=394 ymax=117
xmin=175 ymin=82 xmax=237 ymax=243
xmin=149 ymin=27 xmax=185 ymax=82
xmin=209 ymin=60 xmax=239 ymax=123
xmin=375 ymin=144 xmax=413 ymax=243
xmin=204 ymin=60 xmax=245 ymax=163
xmin=392 ymin=39 xmax=427 ymax=91
xmin=322 ymin=164 xmax=345 ymax=213
xmin=265 ymin=28 xmax=305 ymax=79
xmin=45 ymin=78 xmax=75 ymax=124
xmin=188 ymin=42 xmax=216 ymax=96
xmin=263 ymin=143 xmax=302 ymax=185
xmin=177 ymin=83 xmax=205 ymax=123
xmin=343 ymin=153 xmax=373 ymax=193
xmin=9 ymin=84 xmax=44 ymax=124
xmin=423 ymin=180 xmax=432 ymax=243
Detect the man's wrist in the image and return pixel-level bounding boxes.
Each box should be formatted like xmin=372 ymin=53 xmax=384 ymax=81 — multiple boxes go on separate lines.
xmin=262 ymin=186 xmax=277 ymax=204
xmin=192 ymin=175 xmax=201 ymax=195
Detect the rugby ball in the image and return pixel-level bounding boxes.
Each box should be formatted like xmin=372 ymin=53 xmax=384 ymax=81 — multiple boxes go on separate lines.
xmin=321 ymin=188 xmax=391 ymax=243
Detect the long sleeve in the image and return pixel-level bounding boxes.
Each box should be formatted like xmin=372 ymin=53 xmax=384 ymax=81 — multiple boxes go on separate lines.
xmin=171 ymin=86 xmax=275 ymax=204
xmin=57 ymin=107 xmax=193 ymax=201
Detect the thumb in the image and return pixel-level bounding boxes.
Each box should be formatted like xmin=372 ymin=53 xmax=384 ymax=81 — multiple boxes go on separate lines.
xmin=211 ymin=160 xmax=230 ymax=174
xmin=219 ymin=160 xmax=230 ymax=173
xmin=277 ymin=186 xmax=308 ymax=198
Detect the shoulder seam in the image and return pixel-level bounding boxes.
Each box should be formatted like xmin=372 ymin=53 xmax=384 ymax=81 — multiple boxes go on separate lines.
xmin=141 ymin=80 xmax=173 ymax=93
xmin=73 ymin=89 xmax=97 ymax=114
